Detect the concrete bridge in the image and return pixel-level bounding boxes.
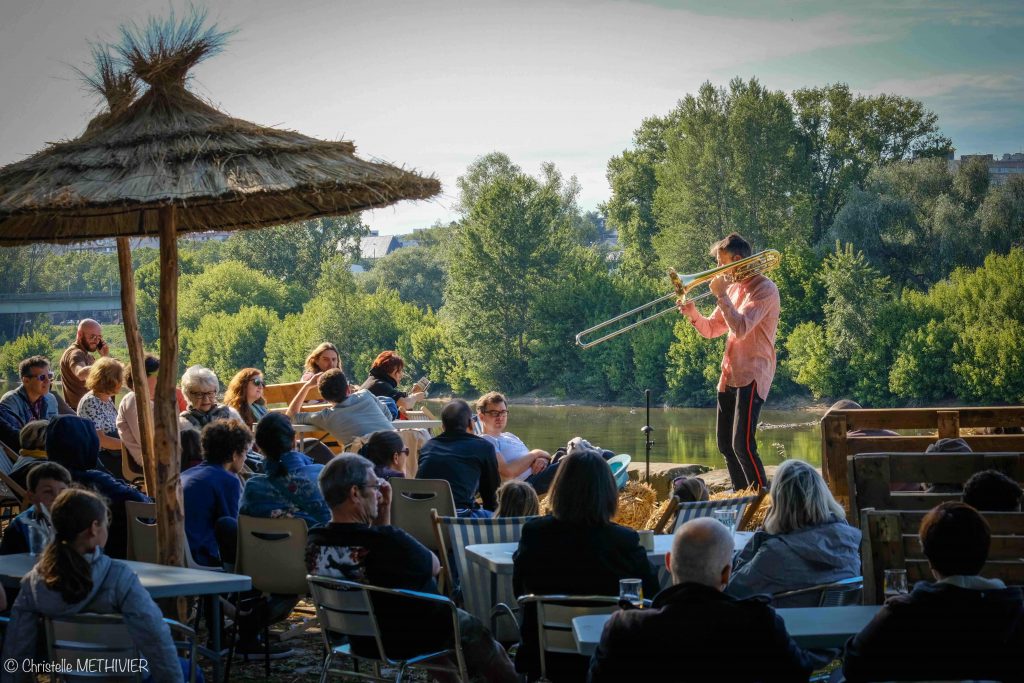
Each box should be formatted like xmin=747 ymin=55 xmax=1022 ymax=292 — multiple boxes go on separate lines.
xmin=0 ymin=291 xmax=122 ymax=315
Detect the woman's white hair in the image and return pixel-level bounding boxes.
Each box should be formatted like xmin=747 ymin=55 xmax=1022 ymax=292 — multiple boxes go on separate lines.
xmin=180 ymin=365 xmax=219 ymax=405
xmin=764 ymin=459 xmax=845 ymax=535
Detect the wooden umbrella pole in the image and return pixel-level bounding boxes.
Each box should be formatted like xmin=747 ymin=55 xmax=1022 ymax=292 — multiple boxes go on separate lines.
xmin=116 ymin=237 xmax=157 ymax=494
xmin=153 ymin=206 xmax=184 ymax=570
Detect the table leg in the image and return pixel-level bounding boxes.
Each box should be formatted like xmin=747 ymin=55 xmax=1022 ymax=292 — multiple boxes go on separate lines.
xmin=211 ymin=595 xmax=223 ymax=682
xmin=490 ymin=572 xmax=499 ymax=633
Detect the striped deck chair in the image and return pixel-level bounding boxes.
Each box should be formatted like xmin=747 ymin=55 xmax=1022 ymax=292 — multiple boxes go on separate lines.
xmin=432 ymin=513 xmax=536 ymax=642
xmin=652 ymin=492 xmax=764 ymax=534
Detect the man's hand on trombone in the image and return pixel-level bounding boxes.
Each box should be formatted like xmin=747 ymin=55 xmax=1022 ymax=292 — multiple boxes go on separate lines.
xmin=709 ymin=274 xmax=729 ymax=298
xmin=676 ymin=299 xmax=696 ymax=317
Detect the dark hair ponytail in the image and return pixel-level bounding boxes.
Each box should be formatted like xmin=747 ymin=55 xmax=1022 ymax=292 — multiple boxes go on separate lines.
xmin=37 ymin=488 xmax=109 ymax=604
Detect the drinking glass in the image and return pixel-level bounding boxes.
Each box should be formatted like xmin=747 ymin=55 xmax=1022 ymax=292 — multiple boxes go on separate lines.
xmin=637 ymin=530 xmax=655 ymax=551
xmin=713 ymin=509 xmax=737 ymax=535
xmin=27 ymin=524 xmax=50 ymax=556
xmin=618 ymin=578 xmax=644 ymax=609
xmin=883 ymin=569 xmax=909 ymax=598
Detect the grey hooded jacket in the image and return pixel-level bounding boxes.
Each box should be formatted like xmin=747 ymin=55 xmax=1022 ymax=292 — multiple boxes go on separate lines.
xmin=0 ymin=549 xmax=181 ymax=683
xmin=726 ymin=517 xmax=862 ymax=605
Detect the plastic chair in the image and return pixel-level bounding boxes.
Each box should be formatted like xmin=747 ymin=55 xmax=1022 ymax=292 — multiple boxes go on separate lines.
xmin=517 ymin=594 xmax=623 ymax=682
xmin=390 ymin=478 xmax=455 ymax=555
xmin=45 ymin=612 xmax=197 ymax=682
xmin=124 ymin=500 xmax=158 ymax=563
xmin=121 ymin=444 xmax=146 ymax=492
xmin=772 ymin=576 xmax=864 ymax=609
xmin=652 ymin=492 xmax=763 ymax=534
xmin=606 ymin=454 xmax=631 ymax=490
xmin=235 ymin=514 xmax=310 ymax=676
xmin=431 ymin=511 xmax=535 ymax=640
xmin=306 ymin=575 xmax=469 ymax=683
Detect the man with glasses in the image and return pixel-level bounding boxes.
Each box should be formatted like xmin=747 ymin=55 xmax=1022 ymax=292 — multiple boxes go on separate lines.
xmin=475 ymin=391 xmax=559 ymax=495
xmin=1 ymin=356 xmax=59 ymax=426
xmin=307 ymin=454 xmax=518 ymax=683
xmin=59 ymin=318 xmax=110 ymax=410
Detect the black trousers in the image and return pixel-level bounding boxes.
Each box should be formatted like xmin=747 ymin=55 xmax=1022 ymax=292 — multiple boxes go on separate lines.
xmin=716 ymin=381 xmax=767 ymax=491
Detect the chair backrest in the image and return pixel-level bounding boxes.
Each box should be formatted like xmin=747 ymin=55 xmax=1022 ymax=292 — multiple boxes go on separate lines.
xmin=861 ymin=509 xmax=1024 ymax=604
xmin=654 ymin=494 xmax=761 ymax=534
xmin=390 ymin=478 xmax=455 ymax=553
xmin=262 ymin=381 xmax=324 ymax=407
xmin=432 ymin=512 xmax=534 ymax=638
xmin=606 ymin=454 xmax=631 ymax=490
xmin=306 ymin=575 xmax=468 ymax=680
xmin=46 ymin=613 xmax=142 ymax=681
xmin=848 ymin=452 xmax=1024 ymax=526
xmin=772 ymin=576 xmax=864 ymax=608
xmin=124 ymin=500 xmax=158 ymax=564
xmin=237 ymin=514 xmax=309 ymax=595
xmin=518 ymin=595 xmax=620 ymax=680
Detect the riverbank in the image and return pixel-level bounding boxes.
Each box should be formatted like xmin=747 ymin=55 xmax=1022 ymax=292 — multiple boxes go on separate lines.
xmin=435 ymin=390 xmax=834 ymax=413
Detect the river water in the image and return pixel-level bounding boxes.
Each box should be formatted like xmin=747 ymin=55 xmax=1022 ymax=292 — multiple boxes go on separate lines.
xmin=426 ymin=402 xmax=823 ymax=469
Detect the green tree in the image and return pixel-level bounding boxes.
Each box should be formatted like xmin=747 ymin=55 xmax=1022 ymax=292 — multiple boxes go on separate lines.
xmin=178 ymin=261 xmax=292 ymax=330
xmin=360 ymin=245 xmax=446 ymax=311
xmin=184 ymin=306 xmax=280 ymax=382
xmin=0 ymin=330 xmax=58 ymax=386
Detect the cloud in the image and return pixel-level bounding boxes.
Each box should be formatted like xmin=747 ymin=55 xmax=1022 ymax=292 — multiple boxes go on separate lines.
xmin=860 ymin=73 xmax=1024 ymax=99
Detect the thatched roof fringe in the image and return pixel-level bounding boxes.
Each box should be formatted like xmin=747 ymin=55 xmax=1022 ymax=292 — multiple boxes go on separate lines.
xmin=116 ymin=7 xmax=232 ymax=89
xmin=78 ymin=46 xmax=140 ymax=115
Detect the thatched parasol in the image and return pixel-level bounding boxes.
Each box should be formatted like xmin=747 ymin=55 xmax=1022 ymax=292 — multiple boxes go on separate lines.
xmin=0 ymin=12 xmax=440 ymax=569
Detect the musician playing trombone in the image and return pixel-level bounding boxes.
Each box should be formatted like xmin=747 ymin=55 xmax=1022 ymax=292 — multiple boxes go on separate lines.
xmin=676 ymin=233 xmax=780 ymax=492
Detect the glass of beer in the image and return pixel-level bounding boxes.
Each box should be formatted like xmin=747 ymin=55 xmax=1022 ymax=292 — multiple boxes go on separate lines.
xmin=883 ymin=569 xmax=909 ymax=598
xmin=713 ymin=509 xmax=737 ymax=536
xmin=618 ymin=578 xmax=644 ymax=609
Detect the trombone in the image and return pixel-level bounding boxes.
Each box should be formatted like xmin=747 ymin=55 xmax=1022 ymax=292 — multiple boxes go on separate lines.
xmin=575 ymin=249 xmax=781 ymax=349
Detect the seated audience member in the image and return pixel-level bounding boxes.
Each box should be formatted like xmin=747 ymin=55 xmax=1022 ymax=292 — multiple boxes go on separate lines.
xmin=362 ymin=351 xmax=426 ymax=412
xmin=475 ymin=392 xmax=558 ymax=495
xmin=671 ymin=474 xmax=710 ymax=503
xmin=513 ymin=448 xmax=659 ymax=682
xmin=287 ymin=369 xmax=394 ymax=447
xmin=300 ymin=342 xmax=341 ymax=382
xmin=822 ymin=400 xmax=921 ymax=494
xmin=306 ymin=454 xmax=518 ymax=683
xmin=45 ymin=415 xmax=150 ymax=559
xmin=116 ymin=353 xmax=159 ymax=468
xmin=589 ymin=518 xmax=817 ymax=682
xmin=240 ymin=412 xmax=329 ymax=527
xmin=0 ymin=402 xmax=20 ymax=453
xmin=727 ymin=459 xmax=860 ymax=604
xmin=76 ymin=356 xmax=125 ymax=473
xmin=182 ymin=420 xmax=249 ymax=567
xmin=0 ymin=356 xmax=59 ymax=425
xmin=360 ymin=430 xmax=408 ymax=481
xmin=843 ymin=502 xmax=1024 ymax=682
xmin=417 ymin=400 xmax=501 ymax=518
xmin=224 ymin=368 xmax=268 ymax=429
xmin=9 ymin=420 xmax=50 ymax=490
xmin=179 ymin=426 xmax=203 ymax=471
xmin=179 ymin=365 xmax=243 ymax=430
xmin=925 ymin=437 xmax=973 ymax=493
xmin=59 ymin=318 xmax=107 ymax=411
xmin=0 ymin=462 xmax=71 ymax=555
xmin=1 ymin=489 xmax=188 ymax=683
xmin=963 ymin=469 xmax=1023 ymax=511
xmin=495 ymin=479 xmax=539 ymax=518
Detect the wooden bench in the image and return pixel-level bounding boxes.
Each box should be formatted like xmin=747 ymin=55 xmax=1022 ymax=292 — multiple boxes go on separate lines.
xmin=821 ymin=406 xmax=1024 ymax=500
xmin=861 ymin=509 xmax=1024 ymax=604
xmin=848 ymin=452 xmax=1024 ymax=526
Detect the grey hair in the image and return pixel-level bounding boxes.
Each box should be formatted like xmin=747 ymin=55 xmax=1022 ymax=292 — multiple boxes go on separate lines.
xmin=319 ymin=453 xmax=375 ymax=507
xmin=670 ymin=517 xmax=733 ymax=588
xmin=764 ymin=459 xmax=845 ymax=535
xmin=180 ymin=365 xmax=219 ymax=404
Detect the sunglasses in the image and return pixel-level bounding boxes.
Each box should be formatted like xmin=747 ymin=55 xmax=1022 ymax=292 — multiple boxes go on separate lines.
xmin=251 ymin=378 xmax=264 ymax=386
xmin=26 ymin=372 xmax=54 ymax=382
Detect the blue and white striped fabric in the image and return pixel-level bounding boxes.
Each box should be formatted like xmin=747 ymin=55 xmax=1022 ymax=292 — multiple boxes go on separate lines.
xmin=672 ymin=494 xmax=760 ymax=532
xmin=437 ymin=515 xmax=535 ymax=641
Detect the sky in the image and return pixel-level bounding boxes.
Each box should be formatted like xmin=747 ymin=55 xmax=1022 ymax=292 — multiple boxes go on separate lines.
xmin=1 ymin=0 xmax=1022 ymax=235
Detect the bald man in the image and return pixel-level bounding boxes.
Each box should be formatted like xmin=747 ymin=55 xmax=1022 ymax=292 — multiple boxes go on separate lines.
xmin=589 ymin=518 xmax=816 ymax=682
xmin=59 ymin=319 xmax=109 ymax=410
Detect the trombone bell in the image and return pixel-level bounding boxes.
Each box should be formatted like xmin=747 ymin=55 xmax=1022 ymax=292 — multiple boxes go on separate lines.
xmin=574 ymin=249 xmax=781 ymax=349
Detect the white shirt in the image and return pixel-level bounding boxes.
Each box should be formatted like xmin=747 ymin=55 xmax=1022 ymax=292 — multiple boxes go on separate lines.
xmin=481 ymin=432 xmax=531 ymax=481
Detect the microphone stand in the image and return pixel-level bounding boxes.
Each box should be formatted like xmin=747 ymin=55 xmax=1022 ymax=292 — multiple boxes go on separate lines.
xmin=641 ymin=389 xmax=654 ymax=482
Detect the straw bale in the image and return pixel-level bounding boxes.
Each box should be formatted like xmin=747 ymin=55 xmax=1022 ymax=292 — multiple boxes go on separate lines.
xmin=611 ymin=481 xmax=657 ymax=530
xmin=644 ymin=498 xmax=673 ymax=531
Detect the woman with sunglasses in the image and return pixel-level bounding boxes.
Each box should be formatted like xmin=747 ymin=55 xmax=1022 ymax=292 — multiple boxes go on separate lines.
xmin=359 ymin=430 xmax=410 ymax=481
xmin=224 ymin=368 xmax=268 ymax=429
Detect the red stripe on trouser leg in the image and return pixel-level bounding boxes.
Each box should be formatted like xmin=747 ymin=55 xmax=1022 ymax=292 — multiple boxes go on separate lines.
xmin=745 ymin=383 xmax=764 ymax=488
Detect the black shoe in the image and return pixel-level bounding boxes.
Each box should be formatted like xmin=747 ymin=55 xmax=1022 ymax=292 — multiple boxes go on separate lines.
xmin=235 ymin=639 xmax=295 ymax=661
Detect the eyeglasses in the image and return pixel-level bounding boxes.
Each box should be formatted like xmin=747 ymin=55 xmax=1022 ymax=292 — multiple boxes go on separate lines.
xmin=399 ymin=448 xmax=410 ymax=455
xmin=251 ymin=378 xmax=264 ymax=386
xmin=482 ymin=410 xmax=509 ymax=417
xmin=189 ymin=390 xmax=217 ymax=400
xmin=26 ymin=372 xmax=54 ymax=382
xmin=360 ymin=480 xmax=384 ymax=492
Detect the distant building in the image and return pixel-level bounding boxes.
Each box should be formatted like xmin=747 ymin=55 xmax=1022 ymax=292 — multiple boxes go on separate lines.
xmin=949 ymin=152 xmax=1024 ymax=186
xmin=358 ymin=233 xmax=401 ymax=260
xmin=52 ymin=231 xmax=230 ymax=254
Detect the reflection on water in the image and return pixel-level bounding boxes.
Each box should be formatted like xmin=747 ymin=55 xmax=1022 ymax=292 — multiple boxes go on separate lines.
xmin=425 ymin=401 xmax=822 ymax=468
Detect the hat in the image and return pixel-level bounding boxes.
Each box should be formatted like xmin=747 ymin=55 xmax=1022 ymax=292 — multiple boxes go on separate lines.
xmin=926 ymin=437 xmax=972 ymax=454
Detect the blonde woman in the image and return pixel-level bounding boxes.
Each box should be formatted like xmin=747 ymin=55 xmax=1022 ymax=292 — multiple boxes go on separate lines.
xmin=77 ymin=356 xmax=124 ymax=452
xmin=726 ymin=459 xmax=860 ymax=604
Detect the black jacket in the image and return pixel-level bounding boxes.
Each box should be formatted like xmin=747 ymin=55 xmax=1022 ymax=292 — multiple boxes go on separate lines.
xmin=513 ymin=515 xmax=660 ymax=682
xmin=416 ymin=430 xmax=500 ymax=511
xmin=843 ymin=579 xmax=1024 ymax=682
xmin=588 ymin=582 xmax=816 ymax=683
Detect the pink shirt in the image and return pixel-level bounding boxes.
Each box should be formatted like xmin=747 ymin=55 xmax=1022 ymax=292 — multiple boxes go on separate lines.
xmin=685 ymin=274 xmax=780 ymax=400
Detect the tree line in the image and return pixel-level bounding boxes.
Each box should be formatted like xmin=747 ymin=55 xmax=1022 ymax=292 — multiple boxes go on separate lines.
xmin=1 ymin=78 xmax=1022 ymax=405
